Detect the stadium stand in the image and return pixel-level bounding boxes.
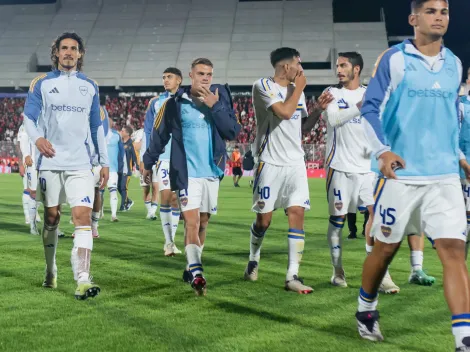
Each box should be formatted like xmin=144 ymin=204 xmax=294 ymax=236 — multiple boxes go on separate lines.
xmin=0 ymin=0 xmax=387 ymax=88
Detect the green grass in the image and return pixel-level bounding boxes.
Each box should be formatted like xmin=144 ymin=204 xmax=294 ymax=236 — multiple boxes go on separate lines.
xmin=0 ymin=174 xmax=456 ymax=351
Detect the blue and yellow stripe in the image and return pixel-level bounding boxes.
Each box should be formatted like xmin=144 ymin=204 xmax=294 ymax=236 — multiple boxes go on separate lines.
xmin=29 ymin=73 xmax=47 ymax=92
xmin=252 ymin=162 xmax=265 ymax=194
xmin=325 ymin=128 xmax=336 ymax=166
xmin=260 ymin=78 xmax=273 ymax=92
xmin=359 ymin=287 xmax=377 ymax=303
xmin=329 ymin=215 xmax=345 ymax=228
xmin=467 ymin=214 xmax=470 ymax=225
xmin=189 ymin=263 xmax=203 ymax=273
xmin=257 ymin=125 xmax=270 ymax=157
xmin=153 ymin=100 xmax=168 ymax=130
xmin=373 ymin=177 xmax=386 ymax=213
xmin=296 ymin=103 xmax=304 ymax=111
xmin=288 ymin=228 xmax=305 ymax=240
xmin=452 ymin=314 xmax=470 ymax=327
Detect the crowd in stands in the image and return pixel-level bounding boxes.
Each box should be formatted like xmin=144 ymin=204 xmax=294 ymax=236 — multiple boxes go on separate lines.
xmin=0 ymin=94 xmax=328 ymax=162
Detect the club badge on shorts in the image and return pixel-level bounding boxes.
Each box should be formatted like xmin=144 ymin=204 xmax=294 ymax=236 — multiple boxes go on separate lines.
xmin=381 ymin=226 xmax=392 ymax=238
xmin=180 ymin=196 xmax=188 ymax=207
xmin=163 ymin=180 xmax=169 ymax=186
xmin=335 ymin=202 xmax=343 ymax=211
xmin=257 ymin=200 xmax=265 ymax=210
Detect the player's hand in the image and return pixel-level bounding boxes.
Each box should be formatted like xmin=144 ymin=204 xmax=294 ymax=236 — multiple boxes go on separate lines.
xmin=36 ymin=137 xmax=55 ymax=158
xmin=99 ymin=167 xmax=109 ymax=190
xmin=378 ymin=151 xmax=406 ymax=180
xmin=19 ymin=162 xmax=25 ymax=177
xmin=198 ymin=87 xmax=219 ymax=109
xmin=25 ymin=155 xmax=33 ymax=167
xmin=294 ymin=71 xmax=307 ymax=91
xmin=460 ymin=159 xmax=470 ymax=181
xmin=315 ymin=91 xmax=334 ymax=110
xmin=142 ymin=169 xmax=152 ymax=185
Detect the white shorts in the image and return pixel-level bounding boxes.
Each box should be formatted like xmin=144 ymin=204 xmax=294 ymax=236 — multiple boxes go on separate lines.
xmin=36 ymin=170 xmax=95 ymax=208
xmin=140 ymin=164 xmax=159 ymax=187
xmin=252 ymin=162 xmax=310 ymax=213
xmin=22 ymin=173 xmax=28 ymax=189
xmin=177 ymin=177 xmax=219 ymax=214
xmin=326 ymin=168 xmax=375 ymax=216
xmin=461 ymin=179 xmax=470 ymax=212
xmin=108 ymin=172 xmax=118 ymax=190
xmin=372 ymin=178 xmax=466 ymax=244
xmin=157 ymin=160 xmax=171 ymax=191
xmin=26 ymin=166 xmax=37 ymax=191
xmin=92 ymin=165 xmax=101 ymax=188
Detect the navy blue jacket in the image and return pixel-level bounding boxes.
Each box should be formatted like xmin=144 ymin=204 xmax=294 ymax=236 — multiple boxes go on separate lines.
xmin=143 ymin=84 xmax=240 ymax=191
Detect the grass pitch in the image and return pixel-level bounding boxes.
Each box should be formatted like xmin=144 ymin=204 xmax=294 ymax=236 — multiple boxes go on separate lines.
xmin=0 ymin=174 xmax=456 ymax=351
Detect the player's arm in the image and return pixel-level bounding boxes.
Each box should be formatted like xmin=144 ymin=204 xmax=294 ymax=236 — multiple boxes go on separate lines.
xmin=325 ymin=92 xmax=363 ymax=128
xmin=118 ymin=138 xmax=124 ymax=173
xmin=200 ymin=84 xmax=241 ymax=141
xmin=23 ymin=78 xmax=55 ymax=158
xmin=302 ymin=91 xmax=334 ymax=133
xmin=139 ymin=132 xmax=146 ymax=165
xmin=130 ymin=143 xmax=139 ymax=171
xmin=15 ymin=138 xmax=25 ymax=177
xmin=90 ymin=90 xmax=109 ymax=167
xmin=256 ymin=74 xmax=306 ymax=120
xmin=143 ymin=99 xmax=173 ymax=171
xmin=144 ymin=98 xmax=157 ymax=149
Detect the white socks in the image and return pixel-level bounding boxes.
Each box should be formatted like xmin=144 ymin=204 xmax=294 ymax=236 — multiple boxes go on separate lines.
xmin=410 ymin=250 xmax=423 ymax=272
xmin=171 ymin=208 xmax=180 ymax=241
xmin=327 ymin=217 xmax=344 ymax=271
xmin=186 ymin=244 xmax=203 ymax=276
xmin=249 ymin=223 xmax=265 ymax=262
xmin=43 ymin=222 xmax=58 ymax=273
xmin=22 ymin=191 xmax=30 ymax=222
xmin=159 ymin=205 xmax=173 ymax=245
xmin=287 ymin=228 xmax=305 ymax=281
xmin=91 ymin=211 xmax=100 ymax=229
xmin=110 ymin=189 xmax=118 ymax=217
xmin=29 ymin=196 xmax=38 ymax=231
xmin=145 ymin=201 xmax=151 ymax=214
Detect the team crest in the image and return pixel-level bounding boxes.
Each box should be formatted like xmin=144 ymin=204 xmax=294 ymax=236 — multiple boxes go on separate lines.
xmin=381 ymin=226 xmax=392 ymax=237
xmin=79 ymin=86 xmax=88 ymax=96
xmin=258 ymin=201 xmax=265 ymax=210
xmin=163 ymin=180 xmax=169 ymax=186
xmin=180 ymin=197 xmax=188 ymax=207
xmin=334 ymin=202 xmax=343 ymax=211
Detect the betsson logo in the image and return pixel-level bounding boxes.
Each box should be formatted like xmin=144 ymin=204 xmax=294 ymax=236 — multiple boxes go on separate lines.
xmin=51 ymin=104 xmax=87 ymax=113
xmin=407 ymin=89 xmax=454 ymax=99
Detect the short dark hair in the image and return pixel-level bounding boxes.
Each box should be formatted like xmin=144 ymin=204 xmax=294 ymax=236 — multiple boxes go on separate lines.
xmin=411 ymin=0 xmax=448 ymax=12
xmin=270 ymin=47 xmax=300 ymax=68
xmin=234 ymin=145 xmax=239 ymax=149
xmin=163 ymin=67 xmax=183 ymax=79
xmin=51 ymin=32 xmax=85 ymax=71
xmin=122 ymin=125 xmax=133 ymax=136
xmin=338 ymin=52 xmax=364 ymax=75
xmin=99 ymin=94 xmax=106 ymax=106
xmin=191 ymin=58 xmax=213 ymax=68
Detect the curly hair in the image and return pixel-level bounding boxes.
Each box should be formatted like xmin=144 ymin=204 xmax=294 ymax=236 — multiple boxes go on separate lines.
xmin=50 ymin=32 xmax=85 ymax=71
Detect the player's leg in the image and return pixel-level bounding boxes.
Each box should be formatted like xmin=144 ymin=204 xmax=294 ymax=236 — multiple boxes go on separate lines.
xmin=356 ymin=179 xmax=417 ymax=341
xmin=108 ymin=171 xmax=119 ymax=222
xmin=283 ymin=164 xmax=312 ymax=293
xmin=245 ymin=162 xmax=280 ymax=281
xmin=91 ymin=166 xmax=101 ymax=238
xmin=326 ymin=168 xmax=349 ymax=285
xmin=170 ymin=192 xmax=181 ymax=249
xmin=347 ymin=212 xmax=358 ymax=239
xmin=66 ymin=170 xmax=100 ymax=300
xmin=408 ymin=233 xmax=435 ymax=285
xmin=236 ymin=169 xmax=242 ymax=186
xmin=119 ymin=174 xmax=128 ymax=211
xmin=161 ymin=189 xmax=175 ymax=256
xmin=37 ymin=171 xmax=62 ymax=289
xmin=99 ymin=188 xmax=105 ymax=219
xmin=462 ymin=179 xmax=470 ymax=258
xmin=362 ymin=208 xmax=369 ymax=236
xmin=125 ymin=176 xmax=134 ymax=210
xmin=22 ymin=181 xmax=30 ymax=224
xmin=149 ymin=164 xmax=160 ymax=219
xmin=142 ymin=184 xmax=151 ymax=218
xmin=423 ymin=180 xmax=470 ymax=350
xmin=232 ymin=171 xmax=237 ymax=187
xmin=27 ymin=167 xmax=39 ymax=235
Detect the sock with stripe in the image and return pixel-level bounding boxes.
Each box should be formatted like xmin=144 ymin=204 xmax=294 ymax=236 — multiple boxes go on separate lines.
xmin=29 ymin=195 xmax=38 ymax=231
xmin=365 ymin=244 xmax=374 ymax=254
xmin=151 ymin=202 xmax=158 ymax=216
xmin=43 ymin=222 xmax=58 ymax=274
xmin=186 ymin=244 xmax=203 ymax=276
xmin=410 ymin=250 xmax=423 ymax=272
xmin=452 ymin=314 xmax=470 ymax=348
xmin=159 ymin=205 xmax=173 ymax=245
xmin=357 ymin=287 xmax=378 ymax=312
xmin=287 ymin=228 xmax=305 ymax=281
xmin=91 ymin=212 xmax=100 ymax=230
xmin=109 ymin=188 xmax=118 ymax=217
xmin=249 ymin=223 xmax=266 ymax=262
xmin=328 ymin=216 xmax=345 ymax=271
xmin=171 ymin=208 xmax=180 ymax=242
xmin=144 ymin=201 xmax=151 ymax=214
xmin=71 ymin=226 xmax=92 ymax=282
xmin=22 ymin=190 xmax=30 ymax=222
